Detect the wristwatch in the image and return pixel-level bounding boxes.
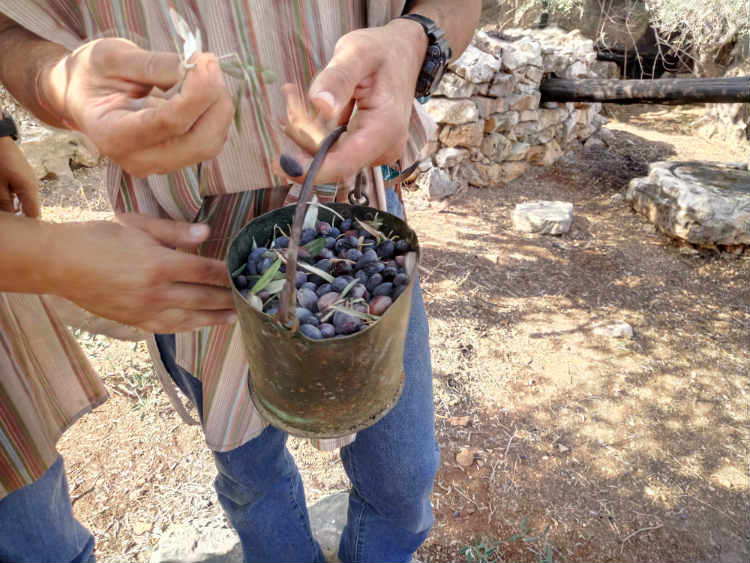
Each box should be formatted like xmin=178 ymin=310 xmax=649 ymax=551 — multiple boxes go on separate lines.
xmin=397 ymin=13 xmax=452 ymax=99
xmin=0 ymin=110 xmax=18 ymax=141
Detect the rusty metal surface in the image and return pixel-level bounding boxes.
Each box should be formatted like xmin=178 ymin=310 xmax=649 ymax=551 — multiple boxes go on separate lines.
xmin=227 ymin=202 xmax=420 ymax=438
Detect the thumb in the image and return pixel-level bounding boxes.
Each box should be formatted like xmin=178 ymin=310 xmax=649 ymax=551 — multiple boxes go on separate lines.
xmin=309 ymin=43 xmax=377 ymax=121
xmin=117 ymin=213 xmax=210 ymax=248
xmin=106 ymin=40 xmax=183 ymax=92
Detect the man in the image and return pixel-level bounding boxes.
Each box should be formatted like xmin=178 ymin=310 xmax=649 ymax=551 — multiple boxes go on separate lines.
xmin=0 ymin=2 xmax=481 ymax=561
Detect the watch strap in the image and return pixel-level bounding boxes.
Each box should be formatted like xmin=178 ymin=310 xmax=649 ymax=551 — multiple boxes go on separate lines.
xmin=0 ymin=111 xmax=18 ymax=141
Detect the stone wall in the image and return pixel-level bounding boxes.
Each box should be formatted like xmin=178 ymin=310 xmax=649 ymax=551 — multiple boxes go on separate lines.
xmin=416 ymin=27 xmax=606 ymax=199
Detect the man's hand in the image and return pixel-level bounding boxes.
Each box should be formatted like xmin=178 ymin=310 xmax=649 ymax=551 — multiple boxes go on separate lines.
xmin=41 ymin=38 xmax=234 ymax=178
xmin=0 ymin=137 xmax=40 ymax=217
xmin=277 ymin=18 xmax=428 ymax=184
xmin=50 ymin=214 xmax=236 ymax=333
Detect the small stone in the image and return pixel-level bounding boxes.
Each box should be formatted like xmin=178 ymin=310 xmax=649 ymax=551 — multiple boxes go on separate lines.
xmin=434 ymin=147 xmax=469 ymax=168
xmin=433 ymin=72 xmax=475 ymax=98
xmin=512 ymin=201 xmax=574 ymax=235
xmin=416 ymin=167 xmax=461 ymax=200
xmin=593 ymin=321 xmax=634 ymax=339
xmin=584 ymin=136 xmax=606 ymax=150
xmin=449 ymin=416 xmax=471 ymax=427
xmin=557 ymin=444 xmax=570 ymax=453
xmin=488 ymin=73 xmax=515 ymax=98
xmin=424 ymin=98 xmax=478 ymax=125
xmin=438 ymin=121 xmax=484 ymax=148
xmin=132 ymin=520 xmax=152 ymax=536
xmin=456 ymin=447 xmax=478 ymax=467
xmin=508 ymin=92 xmax=541 ymax=111
xmin=448 ymin=44 xmax=501 ymax=84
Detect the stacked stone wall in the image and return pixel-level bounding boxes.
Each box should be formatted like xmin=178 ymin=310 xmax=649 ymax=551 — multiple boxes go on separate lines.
xmin=416 ymin=27 xmax=608 ymax=199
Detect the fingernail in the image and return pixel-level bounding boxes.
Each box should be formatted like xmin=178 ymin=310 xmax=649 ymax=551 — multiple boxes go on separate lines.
xmin=190 ymin=224 xmax=209 ymax=239
xmin=313 ymin=90 xmax=336 ymax=112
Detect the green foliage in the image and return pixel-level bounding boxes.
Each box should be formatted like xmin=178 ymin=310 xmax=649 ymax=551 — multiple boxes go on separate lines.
xmin=461 ymin=536 xmax=501 ymax=563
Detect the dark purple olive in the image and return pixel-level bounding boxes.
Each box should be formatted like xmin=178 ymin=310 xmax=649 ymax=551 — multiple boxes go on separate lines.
xmin=333 ymin=261 xmax=353 ymax=276
xmin=295 ymin=272 xmax=308 ymax=288
xmin=235 ymin=275 xmax=248 ymax=290
xmin=295 ymin=307 xmax=315 ymax=323
xmin=297 ymin=288 xmax=318 ymax=311
xmin=328 ymin=227 xmax=341 ymax=238
xmin=395 ymin=255 xmax=405 ymax=267
xmin=319 ymin=323 xmax=336 ymax=338
xmin=249 ymin=247 xmax=268 ymax=262
xmin=366 ymin=273 xmax=383 ymax=293
xmin=349 ymin=284 xmax=367 ymax=300
xmin=333 ymin=311 xmax=361 ymax=335
xmin=352 ymin=303 xmax=368 ymax=314
xmin=297 ymin=247 xmax=312 ymax=263
xmin=301 ymin=315 xmax=320 ymax=327
xmin=344 ymin=248 xmax=363 ymax=262
xmin=280 ymin=153 xmax=304 ymax=177
xmin=301 ymin=229 xmax=317 ymax=245
xmin=317 ymin=292 xmax=340 ymax=313
xmin=316 ymin=283 xmax=333 ymax=297
xmin=264 ymin=304 xmax=278 ymax=316
xmin=393 ymin=285 xmax=406 ymax=300
xmin=382 ymin=266 xmax=398 ymax=281
xmin=325 ymin=237 xmax=336 ymax=249
xmin=377 ymin=240 xmax=395 ymax=258
xmin=343 ymin=229 xmax=359 ymax=238
xmin=340 ymin=217 xmax=352 ymax=232
xmin=258 ymin=256 xmax=274 ymax=274
xmin=395 ymin=239 xmax=410 ymax=253
xmin=335 ymin=237 xmax=354 ymax=253
xmin=301 ymin=281 xmax=317 ymax=292
xmin=331 ymin=277 xmax=350 ymax=293
xmin=393 ymin=273 xmax=409 ymax=286
xmin=247 ymin=260 xmax=258 ymax=276
xmin=317 ymin=248 xmax=334 ymax=260
xmin=369 ymin=295 xmax=392 ymax=316
xmin=372 ymin=282 xmax=393 ymax=297
xmin=363 ymin=261 xmax=385 ymax=276
xmin=257 ymin=290 xmax=271 ymax=302
xmin=355 ymin=270 xmax=368 ymax=285
xmin=316 ymin=221 xmax=332 ymax=235
xmin=299 ymin=324 xmax=323 ymax=339
xmin=274 ymin=236 xmax=289 ymax=248
xmin=314 ymin=259 xmax=332 ymax=272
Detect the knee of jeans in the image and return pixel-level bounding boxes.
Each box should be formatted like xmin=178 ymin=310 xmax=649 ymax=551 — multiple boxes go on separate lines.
xmin=366 ymin=440 xmax=440 ymax=532
xmin=213 ymin=448 xmax=298 ymax=507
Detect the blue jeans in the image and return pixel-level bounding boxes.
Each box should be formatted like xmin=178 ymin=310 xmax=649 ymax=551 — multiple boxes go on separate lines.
xmin=0 ymin=456 xmax=95 ymax=562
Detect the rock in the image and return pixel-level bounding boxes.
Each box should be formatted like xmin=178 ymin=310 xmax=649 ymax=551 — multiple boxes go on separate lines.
xmin=626 ymin=161 xmax=750 ymax=247
xmin=449 ymin=416 xmax=471 ymax=427
xmin=538 ymin=108 xmax=563 ymax=129
xmin=456 ymin=447 xmax=478 ymax=468
xmin=448 ymin=44 xmax=501 ymax=84
xmin=528 ymin=140 xmax=563 ymax=166
xmin=483 ymin=111 xmax=519 ymax=134
xmin=473 ymin=30 xmax=505 ymax=58
xmin=472 ymin=96 xmax=500 ymax=119
xmin=433 ymin=72 xmax=475 ymax=98
xmin=480 ymin=133 xmax=512 ymax=160
xmin=560 ymin=60 xmax=589 ymax=79
xmin=525 ymin=66 xmax=544 ymax=84
xmin=416 ymin=167 xmax=461 ymax=199
xmin=519 ymin=109 xmax=539 ymax=122
xmin=502 ymin=37 xmax=543 ymax=71
xmin=487 ymin=73 xmax=515 ymax=98
xmin=438 ymin=121 xmax=484 ymax=148
xmin=309 ymin=492 xmax=349 ymax=563
xmin=512 ymin=201 xmax=574 ymax=235
xmin=499 ymin=161 xmax=528 ymax=183
xmin=590 ymin=60 xmax=620 ymax=79
xmin=457 ymin=161 xmax=500 ymax=187
xmin=610 ymin=193 xmax=625 ymax=204
xmin=150 ymin=516 xmax=242 ymax=563
xmin=596 ymin=127 xmax=617 ymax=146
xmin=593 ymin=321 xmax=634 ymax=339
xmin=424 ymin=98 xmax=478 ymax=125
xmin=507 ymin=142 xmax=531 ymax=161
xmin=508 ymin=92 xmax=541 ymax=111
xmin=434 ymin=147 xmax=469 ymax=168
xmin=19 ymin=125 xmax=99 ymax=180
xmin=584 ymin=136 xmax=606 ymax=150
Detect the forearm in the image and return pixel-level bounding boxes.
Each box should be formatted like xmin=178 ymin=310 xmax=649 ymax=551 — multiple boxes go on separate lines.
xmin=0 ymin=14 xmax=70 ymax=128
xmin=0 ymin=213 xmax=61 ymax=294
xmin=405 ymin=0 xmax=482 ymax=61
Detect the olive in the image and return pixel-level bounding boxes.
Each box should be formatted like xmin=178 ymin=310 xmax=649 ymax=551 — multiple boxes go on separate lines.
xmin=328 ymin=227 xmax=341 ymax=238
xmin=325 ymin=237 xmax=336 ymax=249
xmin=340 ymin=217 xmax=352 ymax=232
xmin=316 ymin=283 xmax=333 ymax=297
xmin=317 ymin=248 xmax=334 ymax=260
xmin=249 ymin=247 xmax=268 ymax=263
xmin=295 ymin=272 xmax=308 ymax=288
xmin=377 ymin=240 xmax=395 ymax=258
xmin=319 ymin=323 xmax=336 ymax=338
xmin=257 ymin=290 xmax=271 ymax=302
xmin=349 ymin=284 xmax=367 ymax=300
xmin=382 ymin=266 xmax=398 ymax=281
xmin=331 ymin=277 xmax=350 ymax=293
xmin=301 ymin=282 xmax=317 ymax=292
xmin=300 ymin=228 xmax=316 ymax=245
xmin=363 ymin=261 xmax=385 ymax=276
xmin=313 ymin=259 xmax=332 ymax=272
xmin=333 ymin=311 xmax=361 ymax=335
xmin=317 ymin=292 xmax=340 ymax=313
xmin=333 ymin=261 xmax=353 ymax=276
xmin=366 ymin=273 xmax=383 ymax=293
xmin=344 ymin=248 xmax=363 ymax=262
xmin=297 ymin=288 xmax=318 ymax=311
xmin=369 ymin=295 xmax=392 ymax=316
xmin=355 ymin=270 xmax=368 ymax=285
xmin=273 ymin=236 xmax=289 ymax=248
xmin=372 ymin=282 xmax=393 ymax=297
xmin=258 ymin=256 xmax=274 ymax=274
xmin=235 ymin=275 xmax=248 ymax=290
xmin=299 ymin=324 xmax=323 ymax=339
xmin=316 ymin=221 xmax=332 ymax=235
xmin=393 ymin=273 xmax=409 ymax=286
xmin=395 ymin=255 xmax=405 ymax=267
xmin=395 ymin=239 xmax=410 ymax=253
xmin=295 ymin=307 xmax=315 ymax=323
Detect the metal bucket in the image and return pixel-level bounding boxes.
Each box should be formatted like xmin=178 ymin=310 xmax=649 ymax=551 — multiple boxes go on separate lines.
xmin=226 ymin=202 xmax=420 ymax=438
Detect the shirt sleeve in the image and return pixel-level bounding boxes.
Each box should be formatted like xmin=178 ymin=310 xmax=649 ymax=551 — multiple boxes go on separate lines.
xmin=0 ymin=1 xmax=86 ymax=51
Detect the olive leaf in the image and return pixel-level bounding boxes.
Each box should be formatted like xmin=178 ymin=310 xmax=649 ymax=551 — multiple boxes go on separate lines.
xmin=404 ymin=251 xmax=418 ymax=277
xmin=303 ymin=237 xmax=327 ymax=257
xmin=302 ymin=194 xmax=319 ymax=231
xmin=356 ymin=218 xmax=386 ymax=243
xmin=247 ymin=293 xmax=263 ymax=312
xmin=329 ymin=304 xmax=380 ymax=322
xmin=169 ymin=8 xmax=201 ymax=65
xmin=250 ymin=258 xmax=282 ymax=294
xmin=264 ymin=279 xmax=287 ymax=295
xmin=338 ymin=278 xmax=359 ymax=299
xmin=231 ymin=263 xmax=247 ymax=278
xmin=295 ymin=261 xmax=334 ymax=283
xmin=308 ymin=201 xmax=345 ymax=222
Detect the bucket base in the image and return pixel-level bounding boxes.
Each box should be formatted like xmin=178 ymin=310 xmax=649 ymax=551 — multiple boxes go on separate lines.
xmin=249 ymin=370 xmax=405 ymax=439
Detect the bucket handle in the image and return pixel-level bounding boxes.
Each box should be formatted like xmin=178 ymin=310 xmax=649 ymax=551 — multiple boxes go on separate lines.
xmin=276 ymin=125 xmax=348 ymax=326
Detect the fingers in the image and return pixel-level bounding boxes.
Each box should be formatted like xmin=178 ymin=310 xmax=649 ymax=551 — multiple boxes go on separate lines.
xmin=167 ymin=253 xmax=232 ymax=288
xmin=95 ymin=39 xmax=183 ymax=91
xmin=309 ymin=33 xmax=380 ymax=120
xmin=11 ymin=173 xmax=40 ymax=219
xmin=117 ymin=213 xmax=210 ymax=248
xmin=161 ymin=283 xmax=235 ymax=311
xmin=92 ymin=52 xmax=230 ymax=162
xmin=0 ymin=181 xmax=12 ymax=213
xmin=140 ymin=307 xmax=237 ymax=333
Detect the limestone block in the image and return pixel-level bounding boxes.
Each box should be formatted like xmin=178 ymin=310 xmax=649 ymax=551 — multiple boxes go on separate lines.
xmin=512 ymin=201 xmax=574 ymax=235
xmin=449 ymin=44 xmax=501 ymax=84
xmin=439 ymin=121 xmax=484 ymax=147
xmin=424 ymin=98 xmax=478 ymax=124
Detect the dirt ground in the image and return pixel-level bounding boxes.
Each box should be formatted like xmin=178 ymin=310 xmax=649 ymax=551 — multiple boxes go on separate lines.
xmin=47 ymin=105 xmax=749 ymax=563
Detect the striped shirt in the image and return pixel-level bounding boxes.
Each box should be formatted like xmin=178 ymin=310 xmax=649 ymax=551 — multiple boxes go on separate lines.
xmin=0 ymin=0 xmax=432 ymax=498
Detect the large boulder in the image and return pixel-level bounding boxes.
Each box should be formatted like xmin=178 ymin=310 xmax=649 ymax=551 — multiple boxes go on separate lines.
xmin=626 ymin=161 xmax=750 ymax=247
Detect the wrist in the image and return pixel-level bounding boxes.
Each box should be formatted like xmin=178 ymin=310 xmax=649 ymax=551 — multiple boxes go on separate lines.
xmin=36 ymin=55 xmax=76 ymax=130
xmin=385 ymin=18 xmax=428 ymax=79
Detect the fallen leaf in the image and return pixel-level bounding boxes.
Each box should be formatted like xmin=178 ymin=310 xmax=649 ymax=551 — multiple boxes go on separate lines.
xmin=449 ymin=416 xmax=471 ymax=427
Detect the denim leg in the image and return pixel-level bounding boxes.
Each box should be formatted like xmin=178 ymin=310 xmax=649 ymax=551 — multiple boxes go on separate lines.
xmin=154 ymin=335 xmax=324 ymax=563
xmin=0 ymin=455 xmax=95 ymax=563
xmin=337 ymin=189 xmax=440 ymax=562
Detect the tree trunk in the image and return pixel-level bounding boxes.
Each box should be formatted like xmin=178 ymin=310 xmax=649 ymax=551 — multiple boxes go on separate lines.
xmin=540 ymin=77 xmax=750 ymax=105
